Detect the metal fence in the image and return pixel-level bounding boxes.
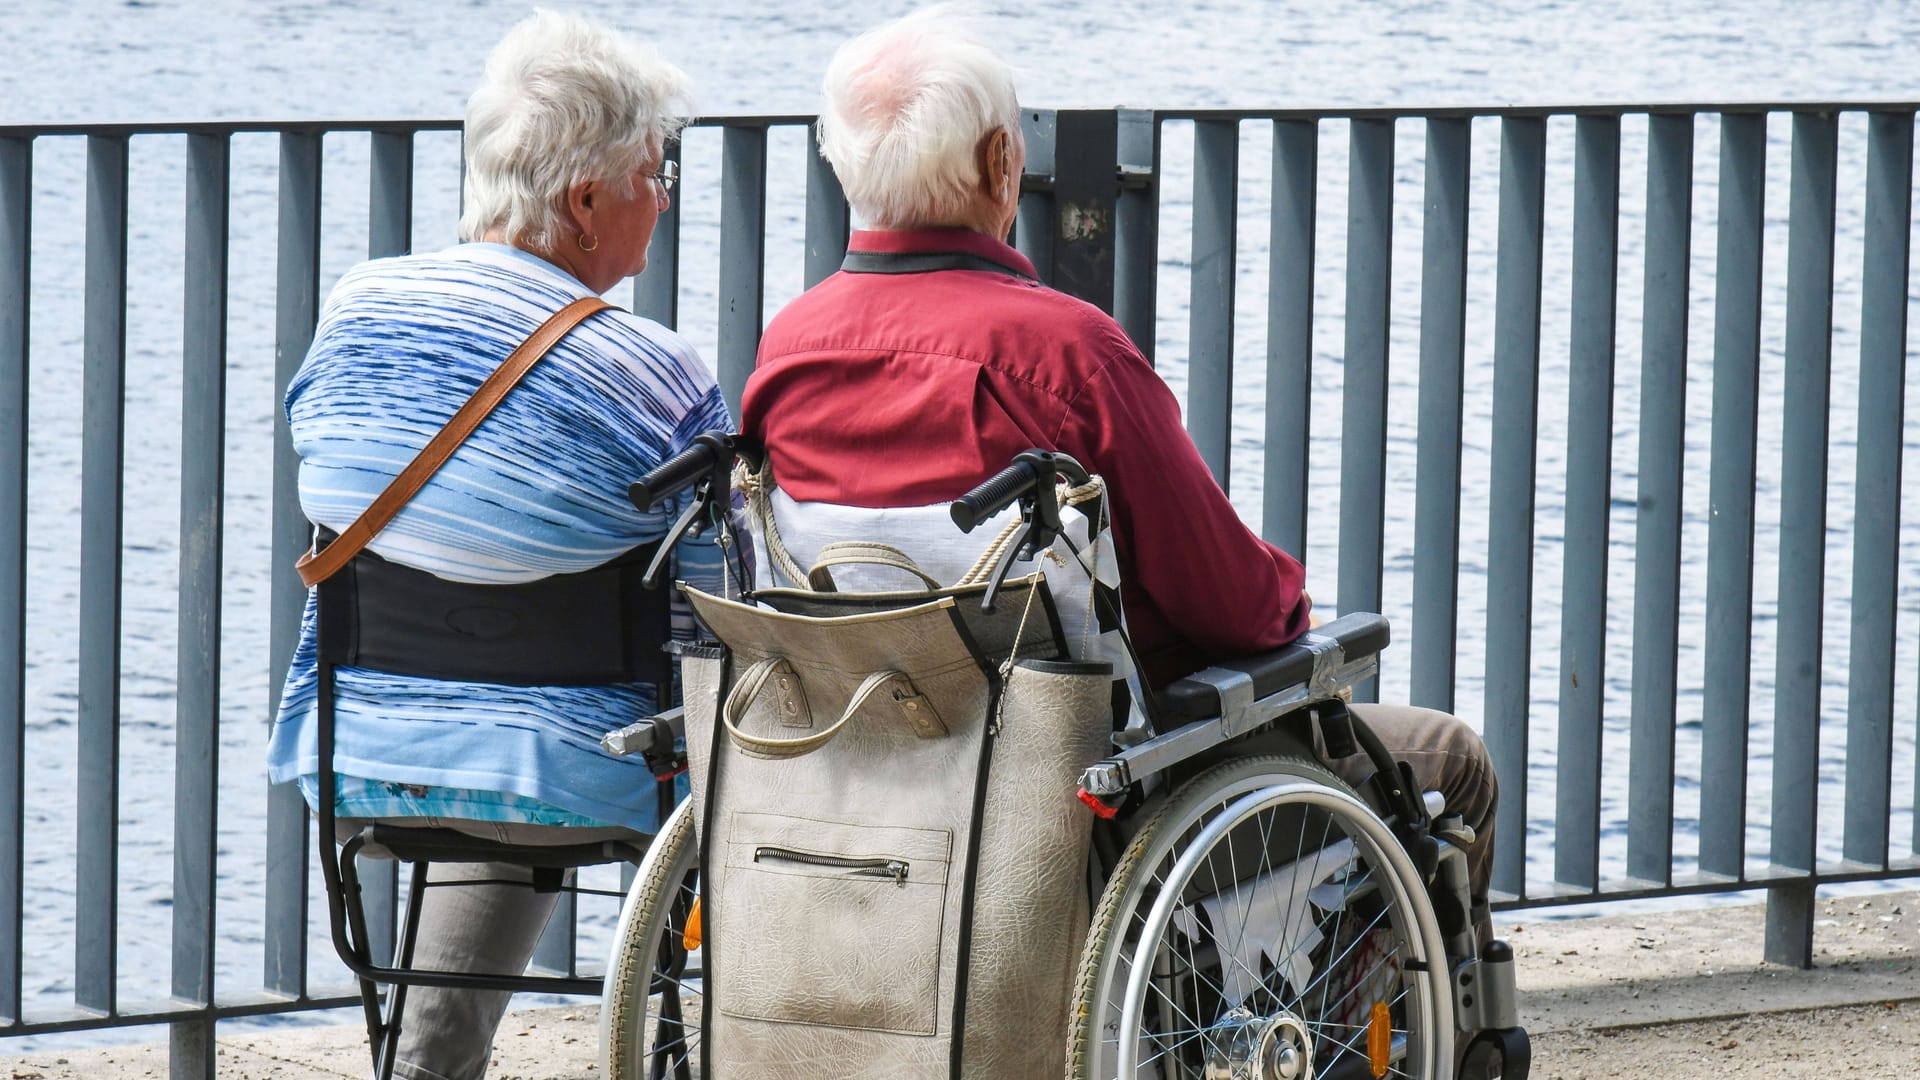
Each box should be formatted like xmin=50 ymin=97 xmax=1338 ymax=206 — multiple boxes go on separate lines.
xmin=2 ymin=102 xmax=1918 ymax=1071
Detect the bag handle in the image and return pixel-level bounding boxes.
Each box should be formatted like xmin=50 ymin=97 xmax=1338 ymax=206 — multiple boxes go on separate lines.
xmin=294 ymin=296 xmax=614 ymax=587
xmin=805 ymin=541 xmax=944 ymax=593
xmin=722 ymin=657 xmax=939 ymax=758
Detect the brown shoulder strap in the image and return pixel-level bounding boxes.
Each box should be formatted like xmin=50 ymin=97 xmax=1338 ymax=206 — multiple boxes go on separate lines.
xmin=294 ymin=295 xmax=614 ymax=588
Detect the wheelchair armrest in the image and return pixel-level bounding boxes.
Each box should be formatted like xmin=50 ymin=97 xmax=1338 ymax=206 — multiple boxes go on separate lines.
xmin=1157 ymin=612 xmax=1392 ymax=724
xmin=1079 ymin=614 xmax=1392 ymax=800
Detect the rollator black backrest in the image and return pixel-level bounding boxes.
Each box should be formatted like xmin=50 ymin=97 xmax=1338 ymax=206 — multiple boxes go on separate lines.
xmin=312 ymin=526 xmax=672 ymax=688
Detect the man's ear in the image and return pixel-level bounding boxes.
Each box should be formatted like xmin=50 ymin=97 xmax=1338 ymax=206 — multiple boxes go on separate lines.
xmin=976 ymin=130 xmax=1006 ymax=196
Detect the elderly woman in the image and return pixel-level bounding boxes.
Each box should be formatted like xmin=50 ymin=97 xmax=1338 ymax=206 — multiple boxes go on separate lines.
xmin=265 ymin=12 xmax=724 ymax=1080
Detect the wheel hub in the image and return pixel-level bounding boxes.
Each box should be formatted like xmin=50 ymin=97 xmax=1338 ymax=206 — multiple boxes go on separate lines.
xmin=1203 ymin=1007 xmax=1314 ymax=1080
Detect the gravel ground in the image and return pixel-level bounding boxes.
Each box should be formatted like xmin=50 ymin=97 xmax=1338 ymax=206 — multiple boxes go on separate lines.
xmin=2 ymin=890 xmax=1913 ymax=1078
xmin=1530 ymin=1001 xmax=1917 ymax=1078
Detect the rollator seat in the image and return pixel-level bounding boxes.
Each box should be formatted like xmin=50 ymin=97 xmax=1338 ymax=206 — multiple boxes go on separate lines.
xmin=348 ymin=823 xmax=646 ymax=872
xmin=1158 ymin=611 xmax=1392 ymax=722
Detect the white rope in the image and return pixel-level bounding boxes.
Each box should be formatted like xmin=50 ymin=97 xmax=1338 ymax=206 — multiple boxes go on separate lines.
xmin=736 ymin=457 xmax=811 ymax=588
xmin=955 ymin=478 xmax=1105 ymax=586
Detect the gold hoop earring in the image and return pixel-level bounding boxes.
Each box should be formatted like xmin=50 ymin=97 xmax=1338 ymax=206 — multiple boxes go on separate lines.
xmin=578 ymin=233 xmax=599 ymax=253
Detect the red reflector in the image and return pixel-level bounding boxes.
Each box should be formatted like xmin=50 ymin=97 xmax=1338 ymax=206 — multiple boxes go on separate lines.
xmin=1077 ymin=788 xmax=1119 ymax=819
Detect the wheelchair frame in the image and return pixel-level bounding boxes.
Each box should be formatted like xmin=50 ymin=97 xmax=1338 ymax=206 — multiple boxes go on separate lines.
xmin=598 ymin=435 xmax=1531 ymax=1080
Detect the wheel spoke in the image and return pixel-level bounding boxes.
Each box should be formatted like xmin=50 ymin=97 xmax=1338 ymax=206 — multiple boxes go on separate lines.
xmin=1075 ymin=759 xmax=1446 ymax=1079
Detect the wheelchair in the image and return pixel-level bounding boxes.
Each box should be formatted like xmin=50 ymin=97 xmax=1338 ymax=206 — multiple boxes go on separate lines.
xmin=595 ymin=432 xmax=1531 ymax=1080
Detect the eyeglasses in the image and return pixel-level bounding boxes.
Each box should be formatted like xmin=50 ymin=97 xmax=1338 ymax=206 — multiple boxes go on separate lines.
xmin=649 ymin=160 xmax=678 ymax=194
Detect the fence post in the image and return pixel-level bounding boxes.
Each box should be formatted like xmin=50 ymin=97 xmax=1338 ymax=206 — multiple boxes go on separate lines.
xmin=1113 ymin=108 xmax=1158 ymax=360
xmin=1555 ymin=113 xmax=1620 ymax=892
xmin=1766 ymin=110 xmax=1837 ymax=969
xmin=0 ymin=134 xmax=27 ymax=1029
xmin=804 ymin=121 xmax=849 ymax=289
xmin=716 ymin=124 xmax=768 ymax=417
xmin=77 ymin=131 xmax=130 ymax=1017
xmin=1843 ymin=109 xmax=1914 ymax=868
xmin=1485 ymin=116 xmax=1547 ymax=902
xmin=266 ymin=130 xmax=323 ymax=997
xmin=1411 ymin=116 xmax=1470 ymax=715
xmin=1265 ymin=120 xmax=1317 ymax=561
xmin=1015 ymin=109 xmax=1057 ymax=283
xmin=1341 ymin=117 xmax=1395 ymax=703
xmin=1626 ymin=111 xmax=1693 ymax=888
xmin=1700 ymin=111 xmax=1766 ymax=882
xmin=1049 ymin=109 xmax=1119 ymax=313
xmin=635 ymin=139 xmax=680 ymax=327
xmin=169 ymin=129 xmax=231 ymax=1080
xmin=1188 ymin=118 xmax=1239 ymax=488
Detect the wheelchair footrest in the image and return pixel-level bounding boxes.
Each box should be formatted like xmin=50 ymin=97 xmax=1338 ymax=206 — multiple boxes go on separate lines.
xmin=1458 ymin=1026 xmax=1531 ymax=1080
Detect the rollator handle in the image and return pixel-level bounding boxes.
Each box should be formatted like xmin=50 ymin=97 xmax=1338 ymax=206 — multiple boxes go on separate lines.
xmin=630 ymin=430 xmax=743 ymax=511
xmin=628 ymin=431 xmax=760 ymax=590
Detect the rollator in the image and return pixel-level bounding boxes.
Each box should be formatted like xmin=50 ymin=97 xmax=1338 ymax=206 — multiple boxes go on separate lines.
xmin=595 ymin=431 xmax=1532 ymax=1080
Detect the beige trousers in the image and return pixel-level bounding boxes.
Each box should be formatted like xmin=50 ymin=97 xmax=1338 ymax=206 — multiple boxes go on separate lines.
xmin=1317 ymin=703 xmax=1499 ymax=945
xmin=333 ymin=819 xmax=645 ymax=1080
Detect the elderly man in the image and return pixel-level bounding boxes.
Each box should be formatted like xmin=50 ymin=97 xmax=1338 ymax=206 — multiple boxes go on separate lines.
xmin=741 ymin=8 xmax=1498 ymax=942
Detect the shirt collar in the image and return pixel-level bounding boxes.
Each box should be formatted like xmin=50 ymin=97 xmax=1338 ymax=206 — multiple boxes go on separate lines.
xmin=845 ymin=228 xmax=1039 ymax=279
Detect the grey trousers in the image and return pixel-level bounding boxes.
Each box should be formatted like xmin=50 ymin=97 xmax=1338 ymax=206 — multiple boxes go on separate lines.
xmin=334 ymin=819 xmax=645 ymax=1080
xmin=1318 ymin=703 xmax=1499 ymax=945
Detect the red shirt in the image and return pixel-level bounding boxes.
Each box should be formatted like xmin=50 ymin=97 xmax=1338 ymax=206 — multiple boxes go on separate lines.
xmin=743 ymin=227 xmax=1310 ymax=683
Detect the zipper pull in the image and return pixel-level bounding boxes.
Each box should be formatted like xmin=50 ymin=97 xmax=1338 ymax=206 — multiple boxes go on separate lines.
xmin=886 ymin=859 xmax=908 ymax=887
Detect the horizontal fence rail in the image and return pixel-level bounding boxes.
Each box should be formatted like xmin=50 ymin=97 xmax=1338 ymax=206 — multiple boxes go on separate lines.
xmin=1 ymin=102 xmax=1919 ymax=1066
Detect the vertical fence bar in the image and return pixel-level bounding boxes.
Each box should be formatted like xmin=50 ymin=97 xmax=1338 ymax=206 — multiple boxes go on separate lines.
xmin=803 ymin=122 xmax=849 ymax=290
xmin=0 ymin=135 xmax=27 ymax=1025
xmin=1766 ymin=110 xmax=1837 ymax=968
xmin=717 ymin=125 xmax=767 ymax=417
xmin=1051 ymin=110 xmax=1120 ymax=312
xmin=1411 ymin=117 xmax=1469 ymax=712
xmin=1264 ymin=120 xmax=1316 ymax=559
xmin=77 ymin=132 xmax=130 ymax=1017
xmin=1844 ymin=110 xmax=1913 ymax=867
xmin=1188 ymin=118 xmax=1239 ymax=487
xmin=1555 ymin=114 xmax=1620 ymax=891
xmin=266 ymin=130 xmax=323 ymax=997
xmin=1627 ymin=112 xmax=1694 ymax=886
xmin=358 ymin=127 xmax=413 ymax=972
xmin=1339 ymin=119 xmax=1393 ymax=678
xmin=635 ymin=139 xmax=680 ymax=327
xmin=1700 ymin=112 xmax=1766 ymax=880
xmin=369 ymin=130 xmax=413 ymax=259
xmin=1113 ymin=109 xmax=1159 ymax=360
xmin=170 ymin=131 xmax=230 ymax=1078
xmin=1485 ymin=116 xmax=1547 ymax=900
xmin=1014 ymin=110 xmax=1057 ymax=283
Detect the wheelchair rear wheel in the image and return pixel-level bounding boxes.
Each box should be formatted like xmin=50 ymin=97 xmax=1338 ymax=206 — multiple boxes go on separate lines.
xmin=1067 ymin=755 xmax=1453 ymax=1079
xmin=601 ymin=798 xmax=702 ymax=1080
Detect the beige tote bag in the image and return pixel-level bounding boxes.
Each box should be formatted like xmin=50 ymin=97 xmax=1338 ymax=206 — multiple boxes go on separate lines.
xmin=679 ymin=574 xmax=1113 ymax=1078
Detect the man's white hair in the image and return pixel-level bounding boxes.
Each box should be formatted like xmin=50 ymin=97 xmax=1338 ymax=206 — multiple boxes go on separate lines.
xmin=459 ymin=10 xmax=692 ymax=252
xmin=818 ymin=6 xmax=1020 ymax=229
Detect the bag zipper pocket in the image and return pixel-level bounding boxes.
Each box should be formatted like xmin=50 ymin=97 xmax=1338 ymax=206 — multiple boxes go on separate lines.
xmin=753 ymin=845 xmax=910 ymax=887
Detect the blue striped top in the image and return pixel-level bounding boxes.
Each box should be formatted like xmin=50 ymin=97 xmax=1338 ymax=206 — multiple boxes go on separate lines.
xmin=267 ymin=242 xmax=733 ymax=833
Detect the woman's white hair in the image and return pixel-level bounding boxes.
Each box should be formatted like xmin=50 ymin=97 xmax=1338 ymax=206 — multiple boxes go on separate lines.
xmin=459 ymin=9 xmax=692 ymax=252
xmin=818 ymin=6 xmax=1020 ymax=229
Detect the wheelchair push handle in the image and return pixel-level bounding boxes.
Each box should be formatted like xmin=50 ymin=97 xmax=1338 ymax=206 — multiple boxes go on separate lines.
xmin=630 ymin=430 xmax=748 ymax=512
xmin=949 ymin=449 xmax=1091 ymax=533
